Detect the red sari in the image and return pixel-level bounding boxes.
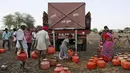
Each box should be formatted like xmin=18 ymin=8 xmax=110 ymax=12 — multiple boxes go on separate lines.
xmin=101 ymin=32 xmax=114 ymax=62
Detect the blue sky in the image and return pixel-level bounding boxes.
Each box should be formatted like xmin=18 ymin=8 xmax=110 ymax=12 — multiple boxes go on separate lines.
xmin=0 ymin=0 xmax=130 ymax=30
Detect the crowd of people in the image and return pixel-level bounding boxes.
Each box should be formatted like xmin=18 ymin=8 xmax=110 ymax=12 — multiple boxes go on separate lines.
xmin=1 ymin=25 xmax=117 ymax=69
xmin=2 ymin=24 xmax=51 ymax=69
xmin=2 ymin=24 xmax=82 ymax=68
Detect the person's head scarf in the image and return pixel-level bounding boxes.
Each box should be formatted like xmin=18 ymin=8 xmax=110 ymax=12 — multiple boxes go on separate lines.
xmin=42 ymin=25 xmax=48 ymax=31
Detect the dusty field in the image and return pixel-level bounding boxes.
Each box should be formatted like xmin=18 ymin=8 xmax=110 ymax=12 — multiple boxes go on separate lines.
xmin=0 ymin=33 xmax=130 ymax=73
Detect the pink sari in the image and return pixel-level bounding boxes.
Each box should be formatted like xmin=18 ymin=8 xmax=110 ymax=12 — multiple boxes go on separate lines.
xmin=25 ymin=30 xmax=32 ymax=43
xmin=101 ymin=32 xmax=114 ymax=62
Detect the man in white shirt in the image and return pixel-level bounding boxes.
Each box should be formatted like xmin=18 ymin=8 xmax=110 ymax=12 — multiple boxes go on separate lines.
xmin=12 ymin=28 xmax=17 ymax=52
xmin=16 ymin=25 xmax=28 ymax=69
xmin=35 ymin=26 xmax=50 ymax=69
xmin=31 ymin=28 xmax=37 ymax=51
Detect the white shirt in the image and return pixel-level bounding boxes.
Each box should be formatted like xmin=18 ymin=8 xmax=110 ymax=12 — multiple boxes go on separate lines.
xmin=16 ymin=29 xmax=28 ymax=55
xmin=32 ymin=32 xmax=36 ymax=40
xmin=13 ymin=31 xmax=17 ymax=41
xmin=36 ymin=30 xmax=50 ymax=50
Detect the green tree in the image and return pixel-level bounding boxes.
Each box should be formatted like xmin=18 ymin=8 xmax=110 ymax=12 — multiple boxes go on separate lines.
xmin=3 ymin=12 xmax=35 ymax=29
xmin=124 ymin=27 xmax=130 ymax=31
xmin=14 ymin=12 xmax=24 ymax=28
xmin=3 ymin=14 xmax=15 ymax=30
xmin=23 ymin=13 xmax=35 ymax=28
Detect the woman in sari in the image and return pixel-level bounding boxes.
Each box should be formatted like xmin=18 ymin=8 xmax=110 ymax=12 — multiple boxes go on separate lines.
xmin=59 ymin=36 xmax=70 ymax=60
xmin=101 ymin=26 xmax=114 ymax=62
